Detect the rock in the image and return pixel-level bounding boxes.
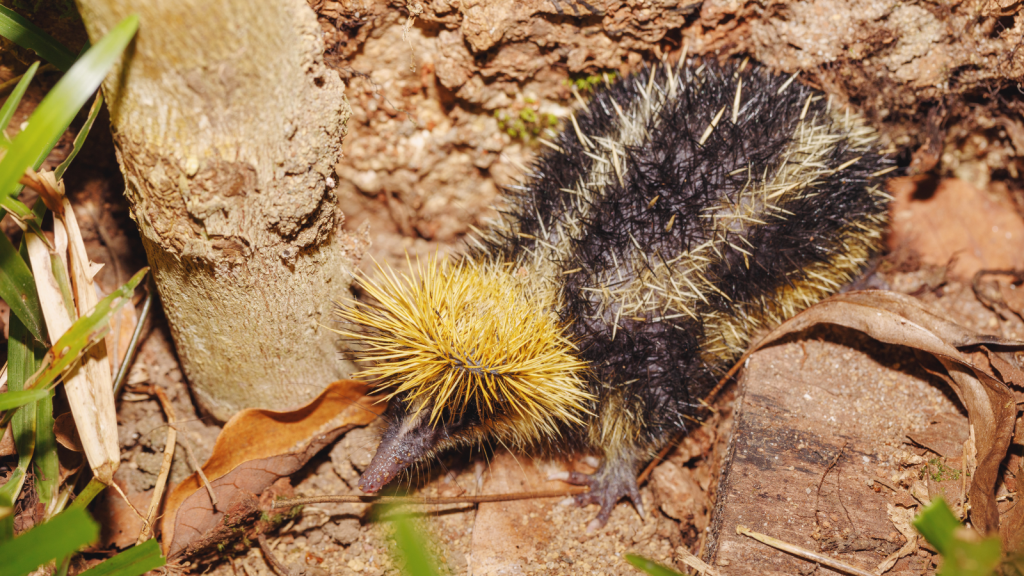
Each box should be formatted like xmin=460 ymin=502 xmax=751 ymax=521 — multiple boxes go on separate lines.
xmin=326 ymin=518 xmax=363 ymax=546
xmin=331 ymin=427 xmax=378 ymax=488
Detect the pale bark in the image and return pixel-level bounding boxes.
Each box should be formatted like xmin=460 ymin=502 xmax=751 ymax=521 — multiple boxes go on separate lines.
xmin=74 ymin=0 xmax=359 ymax=420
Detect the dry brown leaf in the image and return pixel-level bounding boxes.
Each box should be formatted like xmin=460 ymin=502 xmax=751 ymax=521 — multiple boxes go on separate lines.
xmin=0 ymin=424 xmax=14 ymax=458
xmin=652 ymin=460 xmax=706 ymax=526
xmin=92 ymin=484 xmax=153 ymax=549
xmin=1003 ymin=459 xmax=1024 ymax=554
xmin=906 ymin=412 xmax=969 ymax=459
xmin=745 ymin=290 xmax=1019 ymax=535
xmin=161 ymin=380 xmax=383 ymax=560
xmin=106 ymin=297 xmax=138 ymax=375
xmin=53 ymin=412 xmax=83 ymax=452
xmin=981 ymin=347 xmax=1024 ymax=405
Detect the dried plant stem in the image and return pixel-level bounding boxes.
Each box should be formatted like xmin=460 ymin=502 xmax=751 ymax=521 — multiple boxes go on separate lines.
xmin=138 ymin=385 xmax=176 ymax=544
xmin=637 ymin=433 xmax=679 ymax=485
xmin=272 ymin=487 xmax=588 ymax=509
xmin=110 ymin=481 xmax=146 ymax=522
xmin=675 ymin=547 xmax=718 ymax=576
xmin=175 ymin=425 xmax=218 ymax=509
xmin=736 ymin=525 xmax=876 ymax=576
xmin=257 ymin=534 xmax=292 ymax=576
xmin=113 ymin=277 xmax=155 ymax=397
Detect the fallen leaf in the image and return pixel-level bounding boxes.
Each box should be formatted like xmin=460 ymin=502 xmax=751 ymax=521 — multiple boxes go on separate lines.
xmin=980 ymin=346 xmax=1024 ymax=405
xmin=0 ymin=424 xmax=14 ymax=457
xmin=742 ymin=290 xmax=1019 ymax=535
xmin=106 ymin=296 xmax=138 ymax=375
xmin=1003 ymin=459 xmax=1024 ymax=554
xmin=53 ymin=412 xmax=83 ymax=452
xmin=161 ymin=380 xmax=383 ymax=560
xmin=91 ymin=483 xmax=152 ymax=549
xmin=972 ymin=270 xmax=1024 ymax=323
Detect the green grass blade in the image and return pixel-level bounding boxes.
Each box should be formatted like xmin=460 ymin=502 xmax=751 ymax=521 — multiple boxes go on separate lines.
xmin=14 ymin=234 xmax=58 ymax=507
xmin=0 ymin=216 xmax=46 ymax=342
xmin=0 ymin=6 xmax=76 ymax=72
xmin=0 ymin=501 xmax=11 ymax=540
xmin=625 ymin=554 xmax=685 ymax=576
xmin=25 ymin=267 xmax=148 ymax=392
xmin=77 ymin=539 xmax=165 ymax=576
xmin=0 ymin=196 xmax=44 ymax=238
xmin=54 ymin=91 xmax=102 ymax=180
xmin=0 ymin=507 xmax=98 ymax=576
xmin=49 ymin=250 xmax=76 ymax=320
xmin=0 ymin=61 xmax=39 ymax=137
xmin=0 ymin=468 xmax=23 ymax=541
xmin=0 ymin=14 xmax=138 ymax=199
xmin=33 ymin=384 xmax=58 ymax=507
xmin=0 ymin=388 xmax=48 ymax=410
xmin=66 ymin=478 xmax=105 ymax=513
xmin=8 ymin=316 xmax=41 ymax=456
xmin=0 ymin=265 xmax=43 ymax=539
xmin=390 ymin=512 xmax=442 ymax=576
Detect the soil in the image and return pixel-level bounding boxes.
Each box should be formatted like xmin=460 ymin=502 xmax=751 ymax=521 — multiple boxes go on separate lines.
xmin=1 ymin=1 xmax=1023 ymax=575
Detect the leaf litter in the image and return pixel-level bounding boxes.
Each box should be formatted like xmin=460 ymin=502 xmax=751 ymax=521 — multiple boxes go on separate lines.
xmin=161 ymin=380 xmax=383 ymax=562
xmin=726 ymin=289 xmax=1019 ymax=537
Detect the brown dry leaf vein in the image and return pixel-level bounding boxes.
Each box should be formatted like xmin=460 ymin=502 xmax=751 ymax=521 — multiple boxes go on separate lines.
xmin=743 ymin=290 xmax=1018 ymax=535
xmin=161 ymin=380 xmax=384 ymax=559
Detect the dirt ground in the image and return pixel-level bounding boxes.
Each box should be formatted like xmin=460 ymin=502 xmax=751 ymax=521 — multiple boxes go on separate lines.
xmin=2 ymin=1 xmax=1023 ymax=575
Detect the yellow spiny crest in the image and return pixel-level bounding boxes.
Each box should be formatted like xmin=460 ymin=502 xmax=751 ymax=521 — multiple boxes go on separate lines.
xmin=335 ymin=256 xmax=594 ymax=441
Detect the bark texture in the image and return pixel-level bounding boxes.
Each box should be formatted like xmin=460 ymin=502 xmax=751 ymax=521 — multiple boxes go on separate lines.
xmin=74 ymin=0 xmax=359 ymax=420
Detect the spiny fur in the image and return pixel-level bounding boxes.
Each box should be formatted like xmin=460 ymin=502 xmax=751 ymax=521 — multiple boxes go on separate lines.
xmin=335 ymin=257 xmax=593 ymax=447
xmin=339 ymin=58 xmax=894 ymax=519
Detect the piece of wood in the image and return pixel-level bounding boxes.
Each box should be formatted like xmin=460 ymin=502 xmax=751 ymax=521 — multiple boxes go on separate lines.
xmin=706 ymin=328 xmax=961 ymax=575
xmin=74 ymin=0 xmax=358 ymax=420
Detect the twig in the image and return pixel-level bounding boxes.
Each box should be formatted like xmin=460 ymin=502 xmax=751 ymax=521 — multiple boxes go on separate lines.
xmin=257 ymin=534 xmax=292 ymax=576
xmin=109 ymin=481 xmax=147 ymax=523
xmin=0 ymin=63 xmax=57 ymax=97
xmin=815 ymin=442 xmax=847 ymax=526
xmin=706 ymin=350 xmax=750 ymax=406
xmin=675 ymin=546 xmax=719 ymax=576
xmin=113 ymin=276 xmax=156 ymax=397
xmin=272 ymin=487 xmax=589 ymax=509
xmin=138 ymin=385 xmax=177 ymax=544
xmin=736 ymin=525 xmax=876 ymax=576
xmin=176 ymin=425 xmax=218 ymax=510
xmin=637 ymin=432 xmax=680 ymax=485
xmin=834 ymin=443 xmax=854 ymax=528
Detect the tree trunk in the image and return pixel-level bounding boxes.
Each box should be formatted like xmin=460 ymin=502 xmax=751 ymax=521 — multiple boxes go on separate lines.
xmin=74 ymin=0 xmax=359 ymax=420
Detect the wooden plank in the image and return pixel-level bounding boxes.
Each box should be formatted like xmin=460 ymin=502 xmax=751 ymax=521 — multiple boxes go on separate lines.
xmin=706 ymin=327 xmax=963 ymax=575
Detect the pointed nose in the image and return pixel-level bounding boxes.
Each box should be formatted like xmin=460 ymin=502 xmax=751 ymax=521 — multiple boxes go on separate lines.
xmin=358 ymin=415 xmax=446 ymax=493
xmin=357 ymin=436 xmax=411 ymax=492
